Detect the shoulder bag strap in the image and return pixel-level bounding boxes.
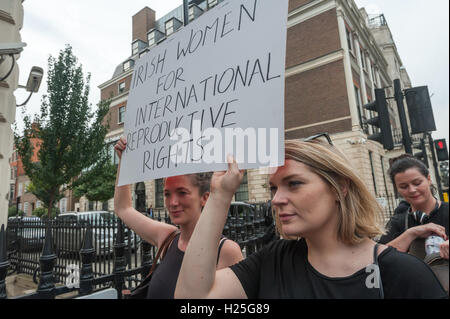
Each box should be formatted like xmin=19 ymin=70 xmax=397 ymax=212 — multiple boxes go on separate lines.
xmin=149 ymin=229 xmax=180 ymax=274
xmin=216 ymin=237 xmax=227 ymax=265
xmin=373 ymin=243 xmax=384 ymax=299
xmin=404 ymin=211 xmax=409 ymax=232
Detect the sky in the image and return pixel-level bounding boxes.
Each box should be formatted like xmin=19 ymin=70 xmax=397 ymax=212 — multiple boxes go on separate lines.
xmin=15 ymin=0 xmax=449 ymax=145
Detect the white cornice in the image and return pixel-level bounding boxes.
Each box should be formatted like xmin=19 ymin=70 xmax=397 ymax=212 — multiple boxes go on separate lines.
xmin=286 ymin=50 xmax=344 ymax=78
xmin=288 ymin=0 xmax=337 ymax=28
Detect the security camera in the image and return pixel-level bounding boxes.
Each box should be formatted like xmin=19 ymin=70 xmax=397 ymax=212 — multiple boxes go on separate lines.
xmin=25 ymin=66 xmax=44 ymax=92
xmin=0 ymin=42 xmax=26 ymax=56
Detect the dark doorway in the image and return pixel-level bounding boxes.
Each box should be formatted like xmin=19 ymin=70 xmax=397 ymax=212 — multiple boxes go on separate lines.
xmin=135 ymin=182 xmax=146 ymax=213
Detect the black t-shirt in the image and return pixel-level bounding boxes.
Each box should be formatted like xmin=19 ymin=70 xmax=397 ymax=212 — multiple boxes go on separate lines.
xmin=146 ymin=234 xmax=227 ymax=299
xmin=229 ymin=238 xmax=447 ymax=299
xmin=379 ymin=202 xmax=449 ymax=244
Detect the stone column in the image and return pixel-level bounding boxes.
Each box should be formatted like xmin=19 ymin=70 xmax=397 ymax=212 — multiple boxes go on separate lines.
xmin=0 ymin=0 xmax=24 ymax=227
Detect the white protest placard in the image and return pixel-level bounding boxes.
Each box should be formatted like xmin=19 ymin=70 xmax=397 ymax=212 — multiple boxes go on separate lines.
xmin=118 ymin=0 xmax=288 ymax=186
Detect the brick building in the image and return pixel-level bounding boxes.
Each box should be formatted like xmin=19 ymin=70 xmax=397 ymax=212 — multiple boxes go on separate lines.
xmin=93 ymin=0 xmax=437 ymax=222
xmin=9 ymin=130 xmax=75 ymax=216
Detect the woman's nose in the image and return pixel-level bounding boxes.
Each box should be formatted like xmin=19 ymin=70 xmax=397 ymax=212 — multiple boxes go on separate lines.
xmin=167 ymin=195 xmax=179 ymax=207
xmin=271 ymin=189 xmax=288 ymax=206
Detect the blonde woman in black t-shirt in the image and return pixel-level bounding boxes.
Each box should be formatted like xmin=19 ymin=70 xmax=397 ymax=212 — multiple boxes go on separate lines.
xmin=175 ymin=137 xmax=447 ymax=298
xmin=114 ymin=137 xmax=243 ymax=298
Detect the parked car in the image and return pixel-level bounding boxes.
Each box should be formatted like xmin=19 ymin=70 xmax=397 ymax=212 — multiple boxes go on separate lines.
xmin=7 ymin=216 xmax=45 ymax=253
xmin=54 ymin=211 xmax=140 ymax=256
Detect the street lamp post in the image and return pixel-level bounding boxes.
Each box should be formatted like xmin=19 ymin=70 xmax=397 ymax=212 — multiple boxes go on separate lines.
xmin=394 ymin=79 xmax=413 ymax=154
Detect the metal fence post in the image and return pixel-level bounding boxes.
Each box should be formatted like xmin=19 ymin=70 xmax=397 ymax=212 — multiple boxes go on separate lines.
xmin=0 ymin=225 xmax=9 ymax=299
xmin=36 ymin=220 xmax=57 ymax=299
xmin=140 ymin=240 xmax=152 ymax=278
xmin=113 ymin=220 xmax=126 ymax=299
xmin=79 ymin=223 xmax=95 ymax=295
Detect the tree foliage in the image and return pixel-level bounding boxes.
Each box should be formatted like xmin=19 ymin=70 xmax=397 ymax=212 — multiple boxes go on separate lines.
xmin=8 ymin=206 xmax=24 ymax=217
xmin=72 ymin=151 xmax=117 ymax=203
xmin=14 ymin=45 xmax=110 ymax=218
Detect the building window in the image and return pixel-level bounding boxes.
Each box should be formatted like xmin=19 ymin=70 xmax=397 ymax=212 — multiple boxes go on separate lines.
xmin=36 ymin=201 xmax=41 ymax=208
xmin=354 ymin=86 xmax=365 ymax=133
xmin=9 ymin=184 xmax=15 ymax=201
xmin=148 ymin=31 xmax=156 ymax=45
xmin=132 ymin=42 xmax=139 ymax=56
xmin=235 ymin=171 xmax=249 ymax=202
xmin=10 ymin=167 xmax=14 ymax=179
xmin=109 ymin=142 xmax=120 ymax=165
xmin=123 ymin=60 xmax=132 ymax=72
xmin=346 ymin=28 xmax=353 ymax=53
xmin=118 ymin=82 xmax=126 ymax=94
xmin=165 ymin=20 xmax=174 ymax=36
xmin=369 ymin=151 xmax=378 ymax=196
xmin=380 ymin=155 xmax=389 ymax=197
xmin=372 ymin=65 xmax=377 ymax=84
xmin=118 ymin=106 xmax=126 ymax=124
xmin=60 ymin=198 xmax=67 ymax=213
xmin=189 ymin=7 xmax=196 ymax=21
xmin=18 ymin=183 xmax=23 ymax=196
xmin=360 ymin=49 xmax=366 ymax=69
xmin=24 ymin=202 xmax=29 ymax=215
xmin=208 ymin=0 xmax=218 ymax=9
xmin=88 ymin=201 xmax=94 ymax=211
xmin=155 ymin=179 xmax=164 ymax=208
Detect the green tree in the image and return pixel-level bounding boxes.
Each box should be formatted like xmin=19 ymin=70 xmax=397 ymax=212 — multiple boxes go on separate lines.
xmin=14 ymin=45 xmax=110 ymax=218
xmin=72 ymin=150 xmax=117 ymax=204
xmin=8 ymin=206 xmax=24 ymax=218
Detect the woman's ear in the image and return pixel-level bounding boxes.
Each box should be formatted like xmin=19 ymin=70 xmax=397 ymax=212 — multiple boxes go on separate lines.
xmin=201 ymin=192 xmax=210 ymax=208
xmin=338 ymin=178 xmax=350 ymax=199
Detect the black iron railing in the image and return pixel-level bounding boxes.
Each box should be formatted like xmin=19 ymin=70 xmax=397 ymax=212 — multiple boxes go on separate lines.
xmin=1 ymin=201 xmax=276 ymax=299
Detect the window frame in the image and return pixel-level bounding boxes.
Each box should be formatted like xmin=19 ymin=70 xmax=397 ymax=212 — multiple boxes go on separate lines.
xmin=165 ymin=19 xmax=174 ymax=36
xmin=132 ymin=42 xmax=139 ymax=56
xmin=155 ymin=179 xmax=164 ymax=208
xmin=118 ymin=82 xmax=126 ymax=94
xmin=118 ymin=106 xmax=126 ymax=124
xmin=234 ymin=171 xmax=249 ymax=202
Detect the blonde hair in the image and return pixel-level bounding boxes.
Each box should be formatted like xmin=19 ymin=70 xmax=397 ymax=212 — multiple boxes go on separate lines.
xmin=274 ymin=140 xmax=384 ymax=244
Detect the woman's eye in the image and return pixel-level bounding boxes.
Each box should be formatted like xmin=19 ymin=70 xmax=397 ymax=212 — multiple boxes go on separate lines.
xmin=164 ymin=193 xmax=170 ymax=198
xmin=288 ymin=181 xmax=302 ymax=187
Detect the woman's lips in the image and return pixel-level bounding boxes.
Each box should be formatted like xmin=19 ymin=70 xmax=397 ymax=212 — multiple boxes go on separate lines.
xmin=279 ymin=214 xmax=296 ymax=222
xmin=170 ymin=211 xmax=183 ymax=217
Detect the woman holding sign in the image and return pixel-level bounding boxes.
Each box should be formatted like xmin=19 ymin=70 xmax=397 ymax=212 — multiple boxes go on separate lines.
xmin=114 ymin=137 xmax=243 ymax=299
xmin=175 ymin=137 xmax=447 ymax=298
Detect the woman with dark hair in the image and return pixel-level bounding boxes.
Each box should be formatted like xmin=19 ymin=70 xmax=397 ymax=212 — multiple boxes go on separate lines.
xmin=379 ymin=154 xmax=449 ymax=260
xmin=114 ymin=137 xmax=243 ymax=298
xmin=175 ymin=138 xmax=447 ymax=298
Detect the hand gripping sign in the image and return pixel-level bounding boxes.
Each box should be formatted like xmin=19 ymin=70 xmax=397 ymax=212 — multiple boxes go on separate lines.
xmin=118 ymin=0 xmax=289 ymax=186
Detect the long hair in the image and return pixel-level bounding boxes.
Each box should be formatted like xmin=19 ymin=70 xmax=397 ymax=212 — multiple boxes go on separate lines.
xmin=275 ymin=140 xmax=384 ymax=244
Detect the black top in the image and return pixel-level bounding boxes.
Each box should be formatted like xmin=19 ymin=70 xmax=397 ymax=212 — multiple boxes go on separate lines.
xmin=229 ymin=238 xmax=447 ymax=299
xmin=147 ymin=234 xmax=226 ymax=299
xmin=379 ymin=202 xmax=449 ymax=244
